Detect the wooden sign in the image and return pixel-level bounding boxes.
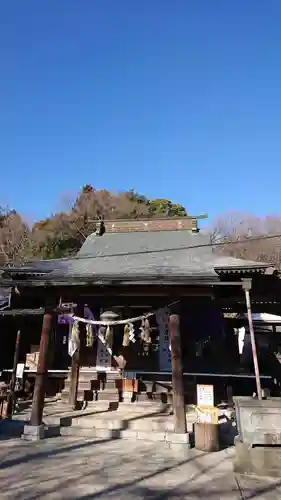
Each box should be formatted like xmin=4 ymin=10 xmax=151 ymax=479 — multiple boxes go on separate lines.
xmin=16 ymin=363 xmax=25 ymax=380
xmin=196 ymin=384 xmax=214 ymax=408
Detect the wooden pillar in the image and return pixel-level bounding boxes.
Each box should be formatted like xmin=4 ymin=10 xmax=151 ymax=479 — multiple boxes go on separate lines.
xmin=242 ymin=279 xmax=262 ymax=400
xmin=69 ymin=350 xmax=80 ymax=409
xmin=169 ymin=313 xmax=187 ymax=434
xmin=29 ymin=302 xmax=56 ymax=426
xmin=6 ymin=330 xmax=21 ymax=418
xmin=68 ymin=304 xmax=84 ymax=409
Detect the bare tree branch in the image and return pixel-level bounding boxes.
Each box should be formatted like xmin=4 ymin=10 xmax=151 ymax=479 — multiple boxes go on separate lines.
xmin=210 ymin=211 xmax=281 ymax=268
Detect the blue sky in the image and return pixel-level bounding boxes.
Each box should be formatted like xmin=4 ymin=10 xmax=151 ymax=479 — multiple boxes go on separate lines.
xmin=0 ymin=1 xmax=281 ymax=224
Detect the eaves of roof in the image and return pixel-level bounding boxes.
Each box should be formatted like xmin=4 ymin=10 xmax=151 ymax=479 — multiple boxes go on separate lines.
xmin=214 ymin=264 xmax=274 ymax=275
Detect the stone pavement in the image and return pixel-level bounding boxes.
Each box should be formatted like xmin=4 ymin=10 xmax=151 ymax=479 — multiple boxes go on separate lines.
xmin=0 ymin=436 xmax=280 ymax=500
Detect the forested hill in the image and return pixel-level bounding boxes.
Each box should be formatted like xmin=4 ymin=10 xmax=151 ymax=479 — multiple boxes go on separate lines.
xmin=0 ymin=186 xmax=187 ymax=262
xmin=2 ymin=186 xmax=281 ymax=270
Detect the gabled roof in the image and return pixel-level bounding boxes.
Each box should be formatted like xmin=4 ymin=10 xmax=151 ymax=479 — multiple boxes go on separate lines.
xmin=0 ymin=230 xmax=273 ymax=285
xmin=56 ymin=230 xmax=269 ymax=279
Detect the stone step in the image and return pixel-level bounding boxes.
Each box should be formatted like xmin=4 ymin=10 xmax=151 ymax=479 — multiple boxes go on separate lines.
xmin=58 ymin=399 xmax=171 ymax=412
xmin=136 ymin=393 xmax=164 ymax=402
xmin=59 ymin=425 xmax=191 ymax=448
xmin=41 ymin=403 xmax=114 ymax=422
xmin=118 ymin=401 xmax=171 ymax=411
xmin=95 ymin=381 xmax=120 ymax=390
xmin=60 ymin=389 xmax=120 ymax=404
xmin=60 ymin=389 xmax=95 ymax=403
xmin=65 ymin=380 xmax=120 ymax=391
xmin=64 ymin=381 xmax=91 ymax=391
xmin=64 ymin=375 xmax=122 ymax=385
xmin=61 ymin=384 xmax=120 ymax=394
xmin=78 ymin=370 xmax=121 ymax=379
xmin=44 ymin=409 xmax=195 ymax=434
xmin=95 ymin=392 xmax=120 ymax=402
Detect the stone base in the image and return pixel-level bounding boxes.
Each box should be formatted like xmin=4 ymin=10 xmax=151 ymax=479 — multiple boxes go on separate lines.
xmin=21 ymin=423 xmax=45 ymax=441
xmin=234 ymin=438 xmax=281 ymax=477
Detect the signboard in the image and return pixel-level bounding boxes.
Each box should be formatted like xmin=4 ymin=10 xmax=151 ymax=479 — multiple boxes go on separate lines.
xmin=196 ymin=384 xmax=214 ymax=408
xmin=16 ymin=363 xmax=25 ymax=380
xmin=196 ymin=384 xmax=217 ymax=424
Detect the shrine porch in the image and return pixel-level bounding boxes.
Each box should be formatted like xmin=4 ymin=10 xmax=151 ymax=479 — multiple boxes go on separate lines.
xmin=59 ymin=368 xmax=274 ymax=407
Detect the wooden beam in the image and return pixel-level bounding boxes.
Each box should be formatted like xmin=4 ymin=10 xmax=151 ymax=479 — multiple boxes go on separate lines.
xmin=2 ymin=278 xmax=246 ymax=289
xmin=29 ymin=301 xmax=56 ymax=426
xmin=0 ymin=308 xmax=44 ymax=316
xmin=169 ymin=314 xmax=187 ymax=434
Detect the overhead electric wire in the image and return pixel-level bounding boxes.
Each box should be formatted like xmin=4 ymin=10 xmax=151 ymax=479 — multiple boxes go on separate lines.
xmin=56 ymin=231 xmax=281 ymax=261
xmin=3 ymin=231 xmax=281 ymax=269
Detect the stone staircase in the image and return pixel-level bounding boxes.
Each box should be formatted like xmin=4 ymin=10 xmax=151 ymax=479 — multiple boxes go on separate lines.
xmin=56 ymin=403 xmax=193 ymax=451
xmin=0 ymin=398 xmax=237 ymax=452
xmin=20 ymin=400 xmax=193 ymax=451
xmin=61 ymin=368 xmax=122 ymax=404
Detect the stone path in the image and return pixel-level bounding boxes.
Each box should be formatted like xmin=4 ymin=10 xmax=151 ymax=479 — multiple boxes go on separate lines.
xmin=0 ymin=437 xmax=281 ymax=499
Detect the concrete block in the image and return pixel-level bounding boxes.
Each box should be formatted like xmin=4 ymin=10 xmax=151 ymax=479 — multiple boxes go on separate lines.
xmin=166 ymin=432 xmax=190 ymax=444
xmin=22 ymin=424 xmax=45 ymax=441
xmin=234 ymin=396 xmax=281 ymax=445
xmin=137 ymin=431 xmax=166 ymax=442
xmin=234 ymin=439 xmax=281 ymax=477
